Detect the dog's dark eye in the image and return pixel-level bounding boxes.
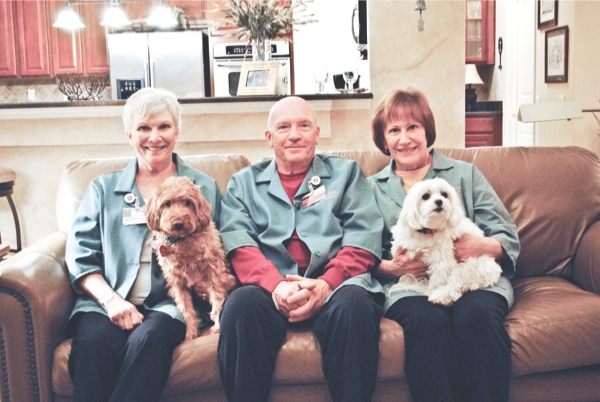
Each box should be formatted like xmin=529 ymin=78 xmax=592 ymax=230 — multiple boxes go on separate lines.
xmin=441 ymin=191 xmax=448 ymax=198
xmin=185 ymin=200 xmax=192 ymax=207
xmin=422 ymin=193 xmax=430 ymax=201
xmin=165 ymin=201 xmax=172 ymax=207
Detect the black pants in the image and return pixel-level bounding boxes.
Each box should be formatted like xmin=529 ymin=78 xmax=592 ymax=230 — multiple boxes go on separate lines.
xmin=385 ymin=290 xmax=511 ymax=402
xmin=68 ymin=308 xmax=186 ymax=402
xmin=218 ymin=285 xmax=382 ymax=402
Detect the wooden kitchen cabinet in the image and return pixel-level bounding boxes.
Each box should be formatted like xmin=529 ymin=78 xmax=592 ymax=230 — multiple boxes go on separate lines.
xmin=0 ymin=0 xmax=51 ymax=77
xmin=465 ymin=113 xmax=502 ymax=147
xmin=0 ymin=1 xmax=18 ymax=77
xmin=48 ymin=2 xmax=109 ymax=76
xmin=466 ymin=0 xmax=495 ymax=65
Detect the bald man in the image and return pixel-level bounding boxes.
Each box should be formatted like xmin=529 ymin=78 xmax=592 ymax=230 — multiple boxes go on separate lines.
xmin=218 ymin=97 xmax=385 ymax=402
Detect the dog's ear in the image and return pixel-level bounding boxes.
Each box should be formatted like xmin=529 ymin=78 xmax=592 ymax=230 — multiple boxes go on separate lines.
xmin=446 ymin=185 xmax=466 ymax=228
xmin=144 ymin=189 xmax=162 ymax=231
xmin=400 ymin=189 xmax=423 ymax=231
xmin=192 ymin=187 xmax=213 ymax=232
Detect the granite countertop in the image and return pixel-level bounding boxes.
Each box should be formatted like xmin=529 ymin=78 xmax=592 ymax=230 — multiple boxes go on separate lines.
xmin=466 ymin=101 xmax=503 ymax=117
xmin=0 ymin=92 xmax=372 ymax=109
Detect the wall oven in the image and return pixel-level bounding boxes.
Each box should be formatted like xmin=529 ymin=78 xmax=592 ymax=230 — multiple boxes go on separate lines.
xmin=213 ymin=41 xmax=291 ymax=97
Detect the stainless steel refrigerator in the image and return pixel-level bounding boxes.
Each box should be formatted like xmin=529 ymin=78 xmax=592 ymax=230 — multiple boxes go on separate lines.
xmin=107 ymin=31 xmax=210 ymax=100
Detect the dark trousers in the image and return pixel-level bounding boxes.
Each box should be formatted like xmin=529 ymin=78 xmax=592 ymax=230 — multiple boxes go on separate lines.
xmin=385 ymin=290 xmax=511 ymax=402
xmin=218 ymin=285 xmax=382 ymax=402
xmin=68 ymin=308 xmax=186 ymax=402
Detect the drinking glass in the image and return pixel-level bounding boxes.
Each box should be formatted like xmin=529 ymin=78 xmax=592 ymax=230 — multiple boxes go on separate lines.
xmin=313 ymin=68 xmax=329 ymax=94
xmin=342 ymin=67 xmax=359 ymax=92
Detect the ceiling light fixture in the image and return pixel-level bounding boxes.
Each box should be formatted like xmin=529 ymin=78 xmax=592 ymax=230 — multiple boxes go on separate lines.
xmin=147 ymin=0 xmax=178 ymax=29
xmin=100 ymin=0 xmax=131 ymax=28
xmin=53 ymin=1 xmax=85 ymax=31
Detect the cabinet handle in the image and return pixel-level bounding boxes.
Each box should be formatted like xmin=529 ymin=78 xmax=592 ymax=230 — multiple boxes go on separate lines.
xmin=498 ymin=37 xmax=503 ymax=70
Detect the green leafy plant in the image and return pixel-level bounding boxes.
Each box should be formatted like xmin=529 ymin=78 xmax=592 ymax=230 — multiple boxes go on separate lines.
xmin=218 ymin=0 xmax=315 ymax=42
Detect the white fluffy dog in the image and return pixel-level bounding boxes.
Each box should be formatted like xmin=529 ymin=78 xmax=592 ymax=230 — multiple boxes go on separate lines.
xmin=389 ymin=178 xmax=502 ymax=305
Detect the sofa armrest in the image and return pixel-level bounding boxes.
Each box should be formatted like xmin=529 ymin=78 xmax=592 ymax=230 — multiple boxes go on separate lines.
xmin=0 ymin=231 xmax=74 ymax=402
xmin=572 ymin=220 xmax=600 ymax=295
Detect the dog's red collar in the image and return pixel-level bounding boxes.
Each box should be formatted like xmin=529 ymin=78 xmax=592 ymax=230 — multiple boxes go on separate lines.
xmin=416 ymin=228 xmax=436 ymax=236
xmin=158 ymin=235 xmax=186 ymax=257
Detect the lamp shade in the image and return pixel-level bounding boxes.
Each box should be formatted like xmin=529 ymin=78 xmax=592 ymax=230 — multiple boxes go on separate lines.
xmin=53 ymin=4 xmax=85 ymax=31
xmin=465 ymin=64 xmax=483 ymax=85
xmin=147 ymin=4 xmax=178 ymax=29
xmin=100 ymin=3 xmax=130 ymax=28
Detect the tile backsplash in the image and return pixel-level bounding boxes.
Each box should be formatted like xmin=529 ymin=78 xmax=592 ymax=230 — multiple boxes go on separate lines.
xmin=0 ymin=79 xmax=109 ymax=103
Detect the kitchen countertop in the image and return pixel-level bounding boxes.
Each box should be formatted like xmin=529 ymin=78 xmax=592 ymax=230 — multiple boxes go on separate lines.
xmin=466 ymin=101 xmax=503 ymax=117
xmin=0 ymin=92 xmax=373 ymax=120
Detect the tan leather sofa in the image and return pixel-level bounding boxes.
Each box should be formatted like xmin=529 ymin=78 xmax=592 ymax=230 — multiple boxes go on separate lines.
xmin=1 ymin=147 xmax=600 ymax=402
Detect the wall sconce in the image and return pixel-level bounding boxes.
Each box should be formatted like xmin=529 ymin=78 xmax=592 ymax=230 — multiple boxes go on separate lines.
xmin=415 ymin=0 xmax=426 ymax=31
xmin=465 ymin=64 xmax=483 ymax=112
xmin=100 ymin=0 xmax=131 ymax=28
xmin=518 ymin=100 xmax=583 ymax=123
xmin=53 ymin=1 xmax=85 ymax=31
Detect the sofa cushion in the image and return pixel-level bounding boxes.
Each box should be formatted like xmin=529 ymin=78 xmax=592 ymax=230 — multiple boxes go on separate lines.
xmin=506 ymin=276 xmax=600 ymax=377
xmin=55 ymin=154 xmax=251 ymax=234
xmin=52 ymin=318 xmax=406 ymax=398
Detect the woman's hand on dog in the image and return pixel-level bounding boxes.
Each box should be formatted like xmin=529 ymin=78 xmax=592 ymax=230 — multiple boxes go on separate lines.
xmin=453 ymin=234 xmax=505 ymax=262
xmin=376 ymin=248 xmax=428 ymax=279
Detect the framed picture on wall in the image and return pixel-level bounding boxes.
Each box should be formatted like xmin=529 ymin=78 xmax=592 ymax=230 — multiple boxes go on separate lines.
xmin=545 ymin=26 xmax=568 ymax=83
xmin=237 ymin=61 xmax=279 ymax=96
xmin=538 ymin=0 xmax=558 ymax=29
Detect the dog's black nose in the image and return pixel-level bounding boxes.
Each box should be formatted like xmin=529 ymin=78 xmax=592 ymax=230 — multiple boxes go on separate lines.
xmin=435 ymin=199 xmax=443 ymax=207
xmin=173 ymin=222 xmax=184 ymax=231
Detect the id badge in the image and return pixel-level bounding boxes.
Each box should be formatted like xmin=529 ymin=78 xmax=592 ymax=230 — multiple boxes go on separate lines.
xmin=123 ymin=207 xmax=146 ymax=225
xmin=302 ymin=185 xmax=327 ymax=208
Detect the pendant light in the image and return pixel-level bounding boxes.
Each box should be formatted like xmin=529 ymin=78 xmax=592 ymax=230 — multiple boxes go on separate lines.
xmin=147 ymin=0 xmax=178 ymax=29
xmin=100 ymin=0 xmax=131 ymax=28
xmin=53 ymin=1 xmax=85 ymax=31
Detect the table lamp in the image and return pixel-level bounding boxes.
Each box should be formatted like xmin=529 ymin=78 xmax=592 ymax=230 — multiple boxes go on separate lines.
xmin=465 ymin=64 xmax=483 ymax=112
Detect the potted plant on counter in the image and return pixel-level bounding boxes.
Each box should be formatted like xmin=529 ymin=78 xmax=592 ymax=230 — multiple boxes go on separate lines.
xmin=216 ymin=0 xmax=315 ymax=61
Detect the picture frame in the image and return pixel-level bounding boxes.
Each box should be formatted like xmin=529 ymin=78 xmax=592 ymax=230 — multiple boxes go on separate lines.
xmin=237 ymin=61 xmax=279 ymax=96
xmin=538 ymin=0 xmax=558 ymax=29
xmin=545 ymin=26 xmax=568 ymax=83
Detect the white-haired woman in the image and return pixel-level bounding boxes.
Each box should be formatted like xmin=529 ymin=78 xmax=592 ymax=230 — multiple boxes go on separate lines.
xmin=66 ymin=88 xmax=222 ymax=401
xmin=367 ymin=88 xmax=520 ymax=402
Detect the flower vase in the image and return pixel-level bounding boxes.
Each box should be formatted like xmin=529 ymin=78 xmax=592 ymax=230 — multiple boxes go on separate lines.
xmin=252 ymin=37 xmax=271 ymax=61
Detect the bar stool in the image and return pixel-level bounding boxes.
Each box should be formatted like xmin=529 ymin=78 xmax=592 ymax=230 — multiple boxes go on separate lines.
xmin=0 ymin=167 xmax=21 ymax=253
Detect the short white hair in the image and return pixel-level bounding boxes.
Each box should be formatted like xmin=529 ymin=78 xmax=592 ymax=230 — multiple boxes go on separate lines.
xmin=122 ymin=88 xmax=182 ymax=133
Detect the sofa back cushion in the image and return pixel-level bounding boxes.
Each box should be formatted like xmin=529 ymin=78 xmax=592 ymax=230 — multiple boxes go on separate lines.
xmin=328 ymin=146 xmax=600 ymax=280
xmin=56 ymin=154 xmax=251 ymax=234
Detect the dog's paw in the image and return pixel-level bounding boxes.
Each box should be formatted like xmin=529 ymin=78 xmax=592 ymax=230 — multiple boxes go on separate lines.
xmin=209 ymin=322 xmax=220 ymax=334
xmin=185 ymin=327 xmax=199 ymax=341
xmin=428 ymin=287 xmax=458 ymax=306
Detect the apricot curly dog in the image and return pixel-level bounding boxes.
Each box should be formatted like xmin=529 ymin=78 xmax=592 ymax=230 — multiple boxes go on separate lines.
xmin=145 ymin=176 xmax=235 ymax=340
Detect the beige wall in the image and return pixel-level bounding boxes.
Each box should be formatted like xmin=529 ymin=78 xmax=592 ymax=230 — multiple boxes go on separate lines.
xmin=534 ymin=1 xmax=600 ymax=153
xmin=0 ymin=0 xmax=465 ymax=249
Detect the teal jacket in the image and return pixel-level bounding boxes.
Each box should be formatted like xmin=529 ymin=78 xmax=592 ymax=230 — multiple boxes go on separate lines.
xmin=66 ymin=154 xmax=223 ymax=323
xmin=367 ymin=149 xmax=520 ymax=313
xmin=219 ymin=154 xmax=384 ymax=297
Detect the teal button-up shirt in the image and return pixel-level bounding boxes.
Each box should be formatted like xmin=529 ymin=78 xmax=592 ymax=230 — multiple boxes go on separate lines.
xmin=367 ymin=149 xmax=520 ymax=313
xmin=219 ymin=154 xmax=384 ymax=297
xmin=66 ymin=154 xmax=223 ymax=323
